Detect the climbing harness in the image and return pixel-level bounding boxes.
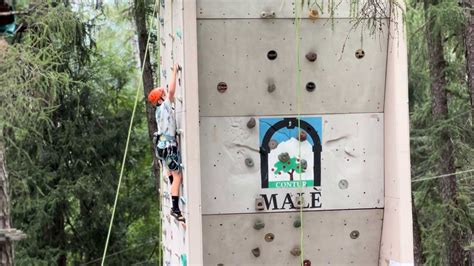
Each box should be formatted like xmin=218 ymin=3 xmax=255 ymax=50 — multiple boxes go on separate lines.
xmin=157 ymin=144 xmax=181 ymax=171
xmin=100 ymin=0 xmax=159 ymax=265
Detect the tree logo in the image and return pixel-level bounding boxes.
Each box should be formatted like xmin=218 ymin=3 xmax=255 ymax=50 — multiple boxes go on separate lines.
xmin=259 ymin=117 xmax=322 ymax=189
xmin=272 ymin=153 xmax=307 ymax=181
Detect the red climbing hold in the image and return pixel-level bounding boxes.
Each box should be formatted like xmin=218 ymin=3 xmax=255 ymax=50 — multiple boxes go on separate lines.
xmin=299 ymin=131 xmax=307 ymax=141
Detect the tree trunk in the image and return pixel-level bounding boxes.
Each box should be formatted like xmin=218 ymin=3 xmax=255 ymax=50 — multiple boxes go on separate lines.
xmin=134 ymin=0 xmax=161 ymax=191
xmin=424 ymin=1 xmax=465 ymax=264
xmin=54 ymin=207 xmax=66 ymax=266
xmin=0 ymin=139 xmax=13 ymax=266
xmin=462 ymin=0 xmax=474 ymax=258
xmin=412 ymin=194 xmax=425 ymax=266
xmin=463 ymin=0 xmax=474 ymax=119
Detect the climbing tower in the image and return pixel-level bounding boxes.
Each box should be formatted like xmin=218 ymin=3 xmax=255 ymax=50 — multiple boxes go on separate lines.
xmin=159 ymin=0 xmax=413 ymax=265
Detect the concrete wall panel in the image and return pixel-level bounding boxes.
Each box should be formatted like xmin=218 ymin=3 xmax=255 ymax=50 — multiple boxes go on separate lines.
xmin=203 ymin=209 xmax=383 ymax=265
xmin=200 ymin=113 xmax=384 ymax=215
xmin=198 ymin=19 xmax=388 ymax=117
xmin=197 ymin=0 xmax=390 ymax=19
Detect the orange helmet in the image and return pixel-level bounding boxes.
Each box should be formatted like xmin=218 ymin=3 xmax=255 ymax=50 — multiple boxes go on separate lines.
xmin=148 ymin=87 xmax=165 ymax=105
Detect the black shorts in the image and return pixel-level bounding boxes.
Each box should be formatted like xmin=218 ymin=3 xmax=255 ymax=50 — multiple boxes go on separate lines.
xmin=157 ymin=145 xmax=181 ymax=171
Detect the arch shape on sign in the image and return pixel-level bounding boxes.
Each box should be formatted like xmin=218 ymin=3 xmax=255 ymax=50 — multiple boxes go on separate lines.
xmin=259 ymin=117 xmax=322 ymax=189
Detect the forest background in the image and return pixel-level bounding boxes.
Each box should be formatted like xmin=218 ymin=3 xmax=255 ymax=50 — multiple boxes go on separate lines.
xmin=0 ymin=0 xmax=472 ymax=265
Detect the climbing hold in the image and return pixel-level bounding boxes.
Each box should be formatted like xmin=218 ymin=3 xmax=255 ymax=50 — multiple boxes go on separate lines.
xmin=159 ymin=17 xmax=164 ymax=26
xmin=305 ymin=52 xmax=317 ymax=62
xmin=267 ymin=83 xmax=276 ymax=93
xmin=253 ymin=219 xmax=265 ymax=230
xmin=290 ymin=247 xmax=301 ymax=256
xmin=255 ymin=197 xmax=265 ymax=211
xmin=264 ymin=233 xmax=275 ymax=242
xmin=355 ymin=49 xmax=365 ymax=59
xmin=180 ymin=254 xmax=187 ymax=266
xmin=300 ymin=159 xmax=307 ymax=170
xmin=217 ymin=264 xmax=224 ymax=266
xmin=278 ymin=152 xmax=290 ymax=163
xmin=180 ymin=196 xmax=187 ymax=204
xmin=293 ymin=218 xmax=301 ymax=228
xmin=251 ymin=247 xmax=261 ymax=257
xmin=309 ymin=9 xmax=319 ymax=20
xmin=160 ymin=0 xmax=165 ymax=8
xmin=260 ymin=11 xmax=276 ymax=18
xmin=303 ymin=259 xmax=312 ymax=266
xmin=176 ymin=29 xmax=182 ymax=39
xmin=245 ymin=158 xmax=254 ymax=167
xmin=268 ymin=139 xmax=279 ymax=150
xmin=338 ymin=179 xmax=349 ymax=189
xmin=217 ymin=82 xmax=227 ymax=93
xmin=306 ymin=82 xmax=316 ymax=92
xmin=267 ymin=50 xmax=278 ymax=60
xmin=299 ymin=130 xmax=307 ymax=141
xmin=247 ymin=118 xmax=256 ymax=128
xmin=350 ymin=230 xmax=360 ymax=239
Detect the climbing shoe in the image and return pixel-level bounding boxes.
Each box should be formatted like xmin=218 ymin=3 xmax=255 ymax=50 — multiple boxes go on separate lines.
xmin=171 ymin=209 xmax=185 ymax=223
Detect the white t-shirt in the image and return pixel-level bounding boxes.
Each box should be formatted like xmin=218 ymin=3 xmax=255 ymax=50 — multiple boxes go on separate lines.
xmin=156 ymin=99 xmax=176 ymax=139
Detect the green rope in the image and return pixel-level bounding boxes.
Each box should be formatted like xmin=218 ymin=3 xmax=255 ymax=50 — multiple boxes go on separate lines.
xmin=294 ymin=0 xmax=304 ymax=265
xmin=100 ymin=1 xmax=159 ymax=265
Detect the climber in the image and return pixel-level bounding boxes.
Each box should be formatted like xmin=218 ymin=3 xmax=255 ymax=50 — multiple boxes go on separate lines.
xmin=148 ymin=64 xmax=185 ymax=223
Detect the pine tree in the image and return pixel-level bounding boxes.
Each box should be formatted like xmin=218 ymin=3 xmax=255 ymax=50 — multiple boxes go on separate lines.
xmin=408 ymin=0 xmax=473 ymax=263
xmin=2 ymin=2 xmax=160 ymax=264
xmin=133 ymin=0 xmax=161 ymax=189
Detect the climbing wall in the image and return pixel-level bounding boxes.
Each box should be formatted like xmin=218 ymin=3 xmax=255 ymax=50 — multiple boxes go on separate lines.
xmin=159 ymin=0 xmax=188 ymax=265
xmin=198 ymin=0 xmax=392 ymax=265
xmin=159 ymin=0 xmax=413 ymax=265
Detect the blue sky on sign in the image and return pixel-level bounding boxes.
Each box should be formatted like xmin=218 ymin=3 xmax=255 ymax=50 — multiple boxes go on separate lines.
xmin=259 ymin=117 xmax=322 ymax=146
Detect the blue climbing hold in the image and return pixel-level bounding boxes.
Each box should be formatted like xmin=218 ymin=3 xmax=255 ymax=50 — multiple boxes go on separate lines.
xmin=180 ymin=254 xmax=187 ymax=266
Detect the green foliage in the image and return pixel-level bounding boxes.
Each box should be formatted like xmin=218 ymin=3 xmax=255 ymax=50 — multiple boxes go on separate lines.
xmin=3 ymin=2 xmax=160 ymax=265
xmin=274 ymin=157 xmax=305 ymax=177
xmin=407 ymin=0 xmax=474 ymax=262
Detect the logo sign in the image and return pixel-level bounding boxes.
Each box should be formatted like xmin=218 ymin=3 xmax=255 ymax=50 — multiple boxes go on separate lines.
xmin=259 ymin=117 xmax=322 ymax=189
